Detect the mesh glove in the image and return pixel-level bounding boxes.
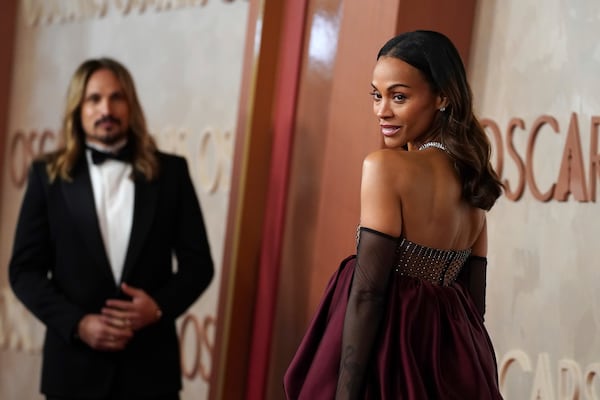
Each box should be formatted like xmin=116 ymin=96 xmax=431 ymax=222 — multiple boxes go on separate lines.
xmin=457 ymin=255 xmax=487 ymax=320
xmin=336 ymin=227 xmax=399 ymax=400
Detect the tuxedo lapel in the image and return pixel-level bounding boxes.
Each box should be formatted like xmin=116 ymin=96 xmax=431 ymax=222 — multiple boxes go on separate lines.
xmin=121 ymin=173 xmax=158 ymax=283
xmin=61 ymin=159 xmax=114 ymax=283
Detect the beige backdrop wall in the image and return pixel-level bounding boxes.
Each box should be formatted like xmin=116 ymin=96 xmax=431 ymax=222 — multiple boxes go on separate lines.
xmin=470 ymin=1 xmax=600 ymax=399
xmin=0 ymin=1 xmax=248 ymax=399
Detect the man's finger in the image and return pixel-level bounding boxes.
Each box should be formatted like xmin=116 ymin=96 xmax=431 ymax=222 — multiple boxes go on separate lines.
xmin=120 ymin=282 xmax=143 ymax=297
xmin=105 ymin=299 xmax=134 ymax=310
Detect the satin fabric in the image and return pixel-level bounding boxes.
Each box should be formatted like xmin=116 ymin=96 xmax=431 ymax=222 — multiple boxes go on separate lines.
xmin=284 ymin=255 xmax=503 ymax=400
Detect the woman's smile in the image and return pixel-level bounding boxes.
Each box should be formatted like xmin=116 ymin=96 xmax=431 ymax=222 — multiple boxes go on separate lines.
xmin=380 ymin=124 xmax=401 ymax=137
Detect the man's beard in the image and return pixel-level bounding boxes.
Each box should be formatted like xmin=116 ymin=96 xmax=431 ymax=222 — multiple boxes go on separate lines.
xmin=96 ymin=129 xmax=128 ymax=145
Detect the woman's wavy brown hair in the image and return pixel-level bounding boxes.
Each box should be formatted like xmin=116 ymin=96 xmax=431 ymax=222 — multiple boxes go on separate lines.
xmin=377 ymin=30 xmax=502 ymax=210
xmin=47 ymin=57 xmax=159 ymax=182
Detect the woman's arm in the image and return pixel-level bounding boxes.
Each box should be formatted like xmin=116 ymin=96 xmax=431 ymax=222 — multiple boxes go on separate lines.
xmin=336 ymin=152 xmax=401 ymax=399
xmin=458 ymin=217 xmax=488 ymax=319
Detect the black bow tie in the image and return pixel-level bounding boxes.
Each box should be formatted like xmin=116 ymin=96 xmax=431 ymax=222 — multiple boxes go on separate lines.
xmin=88 ymin=144 xmax=133 ymax=165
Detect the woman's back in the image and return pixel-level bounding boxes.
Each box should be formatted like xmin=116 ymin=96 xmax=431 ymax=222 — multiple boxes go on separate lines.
xmin=360 ymin=146 xmax=485 ymax=252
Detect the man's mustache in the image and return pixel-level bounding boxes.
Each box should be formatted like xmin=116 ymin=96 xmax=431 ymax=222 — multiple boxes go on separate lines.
xmin=94 ymin=115 xmax=121 ymax=126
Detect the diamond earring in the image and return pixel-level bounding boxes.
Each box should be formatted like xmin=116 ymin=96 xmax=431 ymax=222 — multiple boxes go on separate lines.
xmin=440 ymin=106 xmax=446 ymax=112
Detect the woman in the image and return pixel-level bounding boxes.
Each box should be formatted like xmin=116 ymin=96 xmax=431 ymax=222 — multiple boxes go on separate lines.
xmin=284 ymin=30 xmax=504 ymax=399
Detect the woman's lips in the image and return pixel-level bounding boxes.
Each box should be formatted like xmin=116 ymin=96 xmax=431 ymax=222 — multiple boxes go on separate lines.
xmin=380 ymin=125 xmax=401 ymax=137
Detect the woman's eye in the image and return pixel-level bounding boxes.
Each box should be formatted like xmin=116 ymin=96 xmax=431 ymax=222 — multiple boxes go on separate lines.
xmin=369 ymin=91 xmax=381 ymax=101
xmin=393 ymin=94 xmax=406 ymax=102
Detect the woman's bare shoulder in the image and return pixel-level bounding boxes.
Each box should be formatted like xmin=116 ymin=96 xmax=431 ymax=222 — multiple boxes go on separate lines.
xmin=363 ymin=148 xmax=415 ymax=169
xmin=364 ymin=147 xmax=407 ymax=161
xmin=360 ymin=149 xmax=408 ymax=236
xmin=363 ymin=148 xmax=420 ymax=184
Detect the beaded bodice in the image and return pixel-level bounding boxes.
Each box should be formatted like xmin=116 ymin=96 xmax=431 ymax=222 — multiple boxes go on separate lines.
xmin=394 ymin=237 xmax=471 ymax=286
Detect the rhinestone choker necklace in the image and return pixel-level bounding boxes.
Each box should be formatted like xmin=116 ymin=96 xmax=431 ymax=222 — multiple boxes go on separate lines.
xmin=418 ymin=141 xmax=446 ymax=151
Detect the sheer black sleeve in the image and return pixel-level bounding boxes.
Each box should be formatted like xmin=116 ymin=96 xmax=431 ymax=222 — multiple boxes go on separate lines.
xmin=457 ymin=255 xmax=487 ymax=320
xmin=336 ymin=227 xmax=399 ymax=400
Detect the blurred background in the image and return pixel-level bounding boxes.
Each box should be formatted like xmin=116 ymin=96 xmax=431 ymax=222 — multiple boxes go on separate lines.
xmin=0 ymin=0 xmax=599 ymax=399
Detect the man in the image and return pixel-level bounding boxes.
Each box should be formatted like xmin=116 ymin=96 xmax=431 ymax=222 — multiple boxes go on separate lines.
xmin=9 ymin=58 xmax=214 ymax=400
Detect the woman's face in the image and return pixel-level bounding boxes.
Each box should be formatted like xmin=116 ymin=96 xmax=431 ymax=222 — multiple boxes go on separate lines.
xmin=370 ymin=56 xmax=444 ymax=149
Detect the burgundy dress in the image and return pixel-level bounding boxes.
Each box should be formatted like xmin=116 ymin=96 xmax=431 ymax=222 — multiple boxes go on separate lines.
xmin=284 ymin=233 xmax=503 ymax=399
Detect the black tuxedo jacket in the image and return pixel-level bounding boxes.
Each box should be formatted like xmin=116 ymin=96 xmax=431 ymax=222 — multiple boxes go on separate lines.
xmin=9 ymin=151 xmax=214 ymax=398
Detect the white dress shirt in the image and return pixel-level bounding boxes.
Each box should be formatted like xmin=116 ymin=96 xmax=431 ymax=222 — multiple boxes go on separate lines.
xmin=86 ymin=142 xmax=134 ymax=284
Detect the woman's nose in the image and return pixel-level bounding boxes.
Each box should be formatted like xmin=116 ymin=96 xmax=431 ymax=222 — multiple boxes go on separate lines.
xmin=375 ymin=100 xmax=392 ymax=118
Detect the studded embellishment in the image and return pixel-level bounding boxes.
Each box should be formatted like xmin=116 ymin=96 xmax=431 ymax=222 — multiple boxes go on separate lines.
xmin=394 ymin=238 xmax=471 ymax=286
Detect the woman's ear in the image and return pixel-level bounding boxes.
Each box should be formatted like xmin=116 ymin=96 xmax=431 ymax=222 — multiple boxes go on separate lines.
xmin=436 ymin=95 xmax=449 ymax=111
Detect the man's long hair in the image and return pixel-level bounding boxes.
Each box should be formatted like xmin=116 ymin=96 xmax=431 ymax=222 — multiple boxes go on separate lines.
xmin=47 ymin=57 xmax=159 ymax=182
